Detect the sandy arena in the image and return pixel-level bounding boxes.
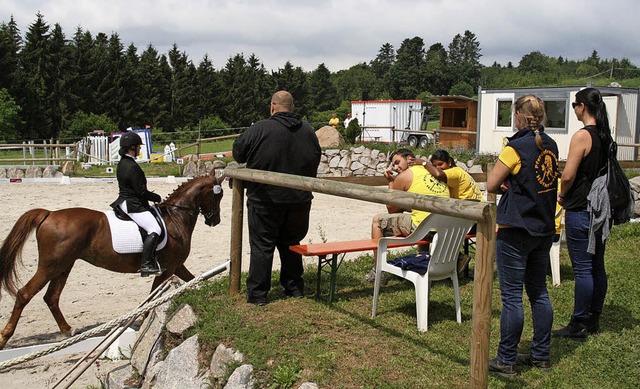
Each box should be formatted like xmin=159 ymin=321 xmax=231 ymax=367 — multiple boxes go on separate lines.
xmin=0 ymin=178 xmax=384 ymax=388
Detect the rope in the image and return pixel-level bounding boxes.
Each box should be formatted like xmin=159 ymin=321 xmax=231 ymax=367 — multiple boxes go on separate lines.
xmin=0 ymin=261 xmax=229 ymax=371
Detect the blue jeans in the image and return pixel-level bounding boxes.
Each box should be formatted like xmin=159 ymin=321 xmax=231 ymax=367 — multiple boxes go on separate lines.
xmin=564 ymin=210 xmax=608 ymax=319
xmin=496 ymin=228 xmax=553 ymax=364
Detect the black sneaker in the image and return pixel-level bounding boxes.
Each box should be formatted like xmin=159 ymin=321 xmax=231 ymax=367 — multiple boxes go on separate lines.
xmin=516 ymin=353 xmax=551 ymax=371
xmin=284 ymin=289 xmax=304 ymax=299
xmin=247 ymin=297 xmax=268 ymax=306
xmin=489 ymin=358 xmax=516 ymax=377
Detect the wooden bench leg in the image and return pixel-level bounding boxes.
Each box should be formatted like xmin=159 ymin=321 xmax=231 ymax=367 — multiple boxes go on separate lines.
xmin=317 ymin=255 xmax=326 ymax=301
xmin=329 ymin=254 xmax=338 ymax=304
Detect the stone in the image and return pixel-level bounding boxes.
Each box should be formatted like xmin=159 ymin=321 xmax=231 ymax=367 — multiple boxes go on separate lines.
xmin=371 ymin=149 xmax=380 ymax=160
xmin=210 ymin=344 xmax=245 ymax=379
xmin=105 ymin=363 xmax=138 ymax=389
xmin=130 ymin=300 xmax=173 ymax=376
xmin=0 ymin=169 xmax=5 ymax=178
xmin=315 ymin=126 xmax=344 ymax=148
xmin=351 ymin=145 xmax=365 ymax=154
xmin=7 ymin=167 xmax=24 ymax=179
xmin=165 ymin=303 xmax=198 ymax=335
xmin=455 ymin=161 xmax=469 ymax=171
xmin=338 ymin=156 xmax=350 ymax=169
xmin=42 ymin=166 xmax=58 ymax=178
xmin=317 ymin=162 xmax=330 ymax=175
xmin=25 ymin=166 xmax=42 ymax=178
xmin=182 ymin=161 xmax=198 ymax=177
xmin=350 ymin=161 xmax=365 ymax=171
xmin=61 ymin=160 xmax=74 ymax=175
xmin=298 ymin=383 xmax=319 ymax=389
xmin=212 ymin=160 xmax=227 ymax=169
xmin=468 ymin=165 xmax=484 ymax=174
xmin=154 ymin=335 xmax=209 ymax=389
xmin=224 ymin=364 xmax=254 ymax=389
xmin=325 ymin=149 xmax=340 ymax=157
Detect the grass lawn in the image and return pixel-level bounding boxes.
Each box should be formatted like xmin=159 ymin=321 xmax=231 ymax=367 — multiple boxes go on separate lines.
xmin=171 ymin=222 xmax=640 ymax=388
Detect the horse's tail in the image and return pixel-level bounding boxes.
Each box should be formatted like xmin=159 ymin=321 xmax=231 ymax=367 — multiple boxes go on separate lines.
xmin=0 ymin=208 xmax=51 ymax=300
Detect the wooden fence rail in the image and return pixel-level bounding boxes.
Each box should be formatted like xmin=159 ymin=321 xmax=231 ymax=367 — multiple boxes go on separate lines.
xmin=223 ymin=166 xmax=496 ymax=388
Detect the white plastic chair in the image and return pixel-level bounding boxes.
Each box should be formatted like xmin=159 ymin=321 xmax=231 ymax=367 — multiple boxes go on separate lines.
xmin=371 ymin=214 xmax=475 ymax=331
xmin=549 ymin=207 xmax=565 ymax=286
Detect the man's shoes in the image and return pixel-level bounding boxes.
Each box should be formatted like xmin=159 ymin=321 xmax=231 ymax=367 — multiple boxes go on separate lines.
xmin=552 ymin=316 xmax=588 ymax=339
xmin=516 ymin=353 xmax=551 ymax=371
xmin=284 ymin=289 xmax=304 ymax=299
xmin=247 ymin=297 xmax=268 ymax=307
xmin=364 ymin=267 xmax=388 ymax=286
xmin=489 ymin=358 xmax=516 ymax=377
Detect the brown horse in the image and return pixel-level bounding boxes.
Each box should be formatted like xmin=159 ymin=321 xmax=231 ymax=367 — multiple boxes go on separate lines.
xmin=0 ymin=170 xmax=224 ymax=349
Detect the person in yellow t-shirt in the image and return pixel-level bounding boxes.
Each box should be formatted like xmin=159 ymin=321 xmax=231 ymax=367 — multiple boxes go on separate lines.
xmin=328 ymin=113 xmax=339 ymax=129
xmin=417 ymin=149 xmax=482 ymax=201
xmin=364 ymin=148 xmax=450 ymax=283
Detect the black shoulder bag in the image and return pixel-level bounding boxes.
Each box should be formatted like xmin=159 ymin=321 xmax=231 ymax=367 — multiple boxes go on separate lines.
xmin=604 ymin=142 xmax=633 ymax=225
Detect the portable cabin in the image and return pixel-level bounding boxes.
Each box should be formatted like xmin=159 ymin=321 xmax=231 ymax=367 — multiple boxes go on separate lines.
xmin=351 ymin=100 xmax=423 ymax=143
xmin=476 ymin=85 xmax=640 ymax=161
xmin=430 ymin=95 xmax=478 ymax=149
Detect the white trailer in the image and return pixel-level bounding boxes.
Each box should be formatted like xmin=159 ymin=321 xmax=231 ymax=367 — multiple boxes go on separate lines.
xmin=351 ymin=100 xmax=430 ymax=144
xmin=477 ymin=85 xmax=640 ymax=161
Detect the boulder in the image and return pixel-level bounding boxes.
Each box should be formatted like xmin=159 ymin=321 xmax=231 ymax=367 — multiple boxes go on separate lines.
xmin=165 ymin=303 xmax=198 ymax=335
xmin=61 ymin=161 xmax=74 ymax=176
xmin=154 ymin=335 xmax=209 ymax=389
xmin=224 ymin=364 xmax=254 ymax=389
xmin=209 ymin=344 xmax=245 ymax=379
xmin=315 ymin=126 xmax=344 ymax=148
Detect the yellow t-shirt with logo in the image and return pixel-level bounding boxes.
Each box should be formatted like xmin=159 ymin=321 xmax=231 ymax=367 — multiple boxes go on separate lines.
xmin=444 ymin=166 xmax=482 ymax=200
xmin=407 ymin=165 xmax=450 ymax=226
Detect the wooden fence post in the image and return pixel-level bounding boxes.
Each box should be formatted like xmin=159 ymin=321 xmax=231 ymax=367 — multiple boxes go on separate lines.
xmin=229 ymin=178 xmax=245 ymax=295
xmin=469 ymin=206 xmax=496 ymax=388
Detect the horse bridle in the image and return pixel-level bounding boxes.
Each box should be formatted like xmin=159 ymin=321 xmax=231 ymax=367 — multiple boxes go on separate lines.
xmin=163 ymin=183 xmax=222 ymax=219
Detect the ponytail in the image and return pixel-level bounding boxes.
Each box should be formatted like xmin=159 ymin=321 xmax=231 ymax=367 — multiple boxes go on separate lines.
xmin=515 ymin=95 xmax=546 ymax=151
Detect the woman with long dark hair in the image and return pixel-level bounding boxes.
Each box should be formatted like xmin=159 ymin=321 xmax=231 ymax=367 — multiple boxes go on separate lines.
xmin=554 ymin=87 xmax=612 ymax=339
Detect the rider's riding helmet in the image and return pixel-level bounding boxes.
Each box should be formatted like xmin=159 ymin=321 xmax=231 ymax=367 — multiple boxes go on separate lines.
xmin=120 ymin=131 xmax=143 ymax=147
xmin=118 ymin=131 xmax=143 ymax=156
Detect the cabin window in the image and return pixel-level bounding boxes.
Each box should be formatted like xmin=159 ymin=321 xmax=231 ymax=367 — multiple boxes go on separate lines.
xmin=544 ymin=100 xmax=567 ymax=131
xmin=496 ymin=100 xmax=513 ymax=128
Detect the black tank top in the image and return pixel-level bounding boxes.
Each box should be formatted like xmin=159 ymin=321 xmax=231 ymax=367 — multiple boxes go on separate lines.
xmin=563 ymin=126 xmax=607 ymax=210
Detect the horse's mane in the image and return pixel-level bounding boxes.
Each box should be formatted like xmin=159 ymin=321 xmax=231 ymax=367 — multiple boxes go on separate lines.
xmin=162 ymin=176 xmax=210 ymax=204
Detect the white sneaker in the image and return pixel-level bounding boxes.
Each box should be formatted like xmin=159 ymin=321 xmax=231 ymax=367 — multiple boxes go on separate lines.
xmin=364 ymin=267 xmax=388 ymax=286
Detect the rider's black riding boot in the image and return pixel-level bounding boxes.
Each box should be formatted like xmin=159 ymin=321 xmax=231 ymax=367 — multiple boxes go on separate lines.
xmin=139 ymin=232 xmax=162 ymax=277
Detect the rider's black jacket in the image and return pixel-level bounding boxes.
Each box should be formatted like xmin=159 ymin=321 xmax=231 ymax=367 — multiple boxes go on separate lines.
xmin=110 ymin=154 xmax=161 ymax=213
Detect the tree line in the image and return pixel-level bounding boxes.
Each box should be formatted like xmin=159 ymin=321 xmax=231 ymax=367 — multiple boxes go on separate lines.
xmin=1 ymin=13 xmax=638 ymax=144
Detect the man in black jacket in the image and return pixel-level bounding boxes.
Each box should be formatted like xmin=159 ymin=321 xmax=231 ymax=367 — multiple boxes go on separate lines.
xmin=233 ymin=91 xmax=321 ymax=306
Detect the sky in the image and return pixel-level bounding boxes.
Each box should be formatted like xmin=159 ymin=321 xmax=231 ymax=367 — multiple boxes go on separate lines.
xmin=3 ymin=0 xmax=640 ymax=73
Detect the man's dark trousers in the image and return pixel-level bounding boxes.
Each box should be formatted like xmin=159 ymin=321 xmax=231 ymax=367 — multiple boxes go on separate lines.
xmin=246 ymin=200 xmax=312 ymax=301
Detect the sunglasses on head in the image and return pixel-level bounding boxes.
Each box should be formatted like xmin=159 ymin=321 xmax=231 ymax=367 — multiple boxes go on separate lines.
xmin=572 ymin=102 xmax=581 ymax=109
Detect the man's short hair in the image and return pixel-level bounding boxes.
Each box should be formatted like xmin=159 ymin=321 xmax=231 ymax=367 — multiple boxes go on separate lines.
xmin=389 ymin=148 xmax=415 ymax=162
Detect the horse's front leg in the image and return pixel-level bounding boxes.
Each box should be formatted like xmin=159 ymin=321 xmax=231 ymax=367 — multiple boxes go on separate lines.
xmin=43 ymin=269 xmax=74 ymax=337
xmin=0 ymin=271 xmax=52 ymax=349
xmin=174 ymin=265 xmax=195 ymax=282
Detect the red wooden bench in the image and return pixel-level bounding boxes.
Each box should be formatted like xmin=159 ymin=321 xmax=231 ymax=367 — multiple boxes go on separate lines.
xmin=291 ymin=232 xmax=477 ymax=303
xmin=290 ymin=238 xmax=430 ymax=303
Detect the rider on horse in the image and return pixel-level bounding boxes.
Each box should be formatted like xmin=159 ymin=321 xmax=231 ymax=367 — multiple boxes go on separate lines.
xmin=110 ymin=131 xmax=163 ymax=277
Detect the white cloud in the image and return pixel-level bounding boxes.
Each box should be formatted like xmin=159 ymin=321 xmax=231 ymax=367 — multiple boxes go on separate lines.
xmin=2 ymin=0 xmax=639 ymax=71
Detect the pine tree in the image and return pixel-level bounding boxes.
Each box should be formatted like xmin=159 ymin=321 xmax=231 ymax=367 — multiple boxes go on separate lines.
xmin=307 ymin=63 xmax=337 ymax=112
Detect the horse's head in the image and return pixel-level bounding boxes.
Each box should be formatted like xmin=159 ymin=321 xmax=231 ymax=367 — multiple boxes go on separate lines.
xmin=202 ymin=169 xmax=225 ymax=227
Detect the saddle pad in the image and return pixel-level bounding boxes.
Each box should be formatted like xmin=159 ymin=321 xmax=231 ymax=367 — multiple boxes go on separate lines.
xmin=105 ymin=209 xmax=168 ymax=254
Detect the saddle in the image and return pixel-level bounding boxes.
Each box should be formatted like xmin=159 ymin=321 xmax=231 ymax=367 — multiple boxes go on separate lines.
xmin=105 ymin=205 xmax=168 ymax=254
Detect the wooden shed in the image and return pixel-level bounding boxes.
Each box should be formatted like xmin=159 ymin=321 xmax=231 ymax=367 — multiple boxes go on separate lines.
xmin=430 ymin=95 xmax=478 ymax=149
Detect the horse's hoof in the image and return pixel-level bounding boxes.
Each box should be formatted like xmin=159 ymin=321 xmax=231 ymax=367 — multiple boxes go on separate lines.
xmin=61 ymin=328 xmax=76 ymax=337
